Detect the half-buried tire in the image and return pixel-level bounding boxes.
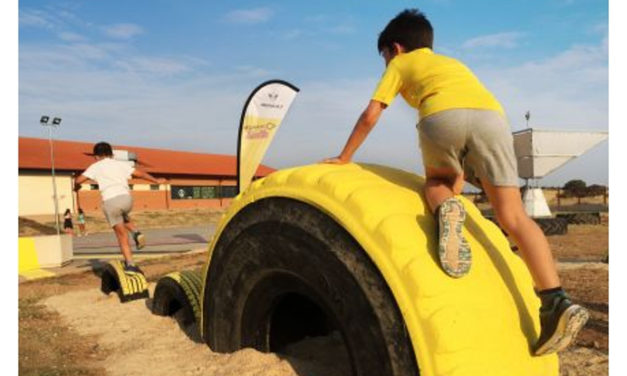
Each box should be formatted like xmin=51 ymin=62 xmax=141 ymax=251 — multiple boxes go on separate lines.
xmin=153 ymin=270 xmax=202 ymax=325
xmin=203 ymin=197 xmax=419 ymax=376
xmin=100 ymin=260 xmax=149 ymax=303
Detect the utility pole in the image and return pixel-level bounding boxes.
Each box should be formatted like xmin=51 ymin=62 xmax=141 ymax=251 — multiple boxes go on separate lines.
xmin=40 ymin=115 xmax=62 ymax=235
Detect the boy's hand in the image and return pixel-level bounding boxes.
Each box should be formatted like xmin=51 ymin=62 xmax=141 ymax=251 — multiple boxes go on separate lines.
xmin=321 ymin=156 xmax=350 ymax=165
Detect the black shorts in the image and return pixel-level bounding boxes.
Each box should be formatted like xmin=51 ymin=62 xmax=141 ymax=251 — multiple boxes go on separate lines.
xmin=63 ymin=219 xmax=73 ymax=229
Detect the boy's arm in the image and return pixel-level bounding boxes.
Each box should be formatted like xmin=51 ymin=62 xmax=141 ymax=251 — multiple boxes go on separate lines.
xmin=73 ymin=174 xmax=89 ymax=191
xmin=131 ymin=168 xmax=166 ymax=184
xmin=322 ymin=100 xmax=386 ymax=164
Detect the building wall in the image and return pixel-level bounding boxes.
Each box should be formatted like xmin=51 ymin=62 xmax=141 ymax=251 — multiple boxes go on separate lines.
xmin=75 ymin=177 xmax=238 ymax=213
xmin=19 ymin=170 xmax=239 ymax=215
xmin=19 ymin=172 xmax=75 ymax=216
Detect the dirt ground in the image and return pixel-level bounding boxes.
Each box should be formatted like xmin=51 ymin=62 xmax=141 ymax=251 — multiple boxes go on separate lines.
xmin=19 ymin=223 xmax=609 ymax=376
xmin=19 ymin=207 xmax=225 ymax=237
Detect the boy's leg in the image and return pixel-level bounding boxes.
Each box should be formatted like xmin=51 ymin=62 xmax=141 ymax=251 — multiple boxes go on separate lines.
xmin=424 ymin=166 xmax=465 ymax=212
xmin=112 ymin=223 xmax=133 ymax=263
xmin=480 ymin=178 xmax=588 ymax=355
xmin=103 ymin=196 xmax=143 ymax=273
xmin=480 ymin=179 xmax=560 ymax=289
xmin=123 ymin=215 xmax=145 ymax=250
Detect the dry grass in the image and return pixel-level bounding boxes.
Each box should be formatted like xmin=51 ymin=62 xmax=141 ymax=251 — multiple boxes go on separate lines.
xmin=548 ymin=224 xmax=609 ymax=261
xmin=19 ymin=208 xmax=225 ymax=237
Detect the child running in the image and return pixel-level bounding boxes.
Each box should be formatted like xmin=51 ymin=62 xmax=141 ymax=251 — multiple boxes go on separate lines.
xmin=323 ymin=9 xmax=588 ymax=356
xmin=74 ymin=142 xmax=165 ymax=274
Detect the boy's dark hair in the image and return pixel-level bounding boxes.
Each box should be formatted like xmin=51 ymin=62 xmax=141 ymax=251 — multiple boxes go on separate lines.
xmin=377 ymin=9 xmax=433 ymax=54
xmin=93 ymin=142 xmax=113 ymax=157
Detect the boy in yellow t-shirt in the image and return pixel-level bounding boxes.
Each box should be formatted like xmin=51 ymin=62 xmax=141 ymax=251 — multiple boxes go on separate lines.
xmin=323 ymin=8 xmax=588 ymax=356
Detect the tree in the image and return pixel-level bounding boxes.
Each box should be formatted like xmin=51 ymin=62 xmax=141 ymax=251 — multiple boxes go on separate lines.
xmin=562 ymin=179 xmax=587 ymax=198
xmin=586 ymin=184 xmax=607 ymax=197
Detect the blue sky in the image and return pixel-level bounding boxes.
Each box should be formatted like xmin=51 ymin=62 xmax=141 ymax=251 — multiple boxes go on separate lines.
xmin=18 ymin=0 xmax=609 ymax=185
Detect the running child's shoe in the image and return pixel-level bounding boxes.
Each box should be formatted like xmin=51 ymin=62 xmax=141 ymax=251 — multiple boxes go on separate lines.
xmin=123 ymin=263 xmax=144 ymax=275
xmin=133 ymin=231 xmax=146 ymax=250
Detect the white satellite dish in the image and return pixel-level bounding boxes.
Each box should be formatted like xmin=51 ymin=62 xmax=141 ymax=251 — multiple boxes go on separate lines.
xmin=512 ymin=128 xmax=608 ymax=217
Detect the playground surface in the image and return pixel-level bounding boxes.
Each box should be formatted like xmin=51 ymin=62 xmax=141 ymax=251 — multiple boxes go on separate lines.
xmin=18 ymin=220 xmax=608 ymax=376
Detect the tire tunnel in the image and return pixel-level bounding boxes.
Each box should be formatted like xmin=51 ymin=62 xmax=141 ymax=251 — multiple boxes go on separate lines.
xmin=198 ymin=163 xmax=559 ymax=376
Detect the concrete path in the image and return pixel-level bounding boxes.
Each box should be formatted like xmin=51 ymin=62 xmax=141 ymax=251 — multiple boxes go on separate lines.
xmin=73 ymin=224 xmax=217 ymax=255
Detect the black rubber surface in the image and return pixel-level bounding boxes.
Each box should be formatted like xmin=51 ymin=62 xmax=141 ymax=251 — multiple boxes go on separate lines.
xmin=203 ymin=198 xmax=419 ymax=376
xmin=534 ymin=217 xmax=568 ymax=236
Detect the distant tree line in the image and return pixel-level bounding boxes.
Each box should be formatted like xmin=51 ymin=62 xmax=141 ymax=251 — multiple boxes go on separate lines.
xmin=466 ymin=179 xmax=608 ymax=204
xmin=560 ymin=179 xmax=608 ymax=198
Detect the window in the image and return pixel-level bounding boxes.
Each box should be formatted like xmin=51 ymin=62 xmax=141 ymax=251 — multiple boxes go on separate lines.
xmin=170 ymin=185 xmax=238 ymax=200
xmin=171 ymin=186 xmax=218 ymax=200
xmin=90 ymin=184 xmax=99 ymax=190
xmin=220 ymin=186 xmax=238 ymax=198
xmin=150 ymin=184 xmax=160 ymax=191
xmin=128 ymin=184 xmax=134 ymax=190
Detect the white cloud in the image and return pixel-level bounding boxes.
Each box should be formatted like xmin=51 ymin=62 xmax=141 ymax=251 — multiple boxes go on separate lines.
xmin=20 ymin=9 xmax=54 ymax=29
xmin=463 ymin=32 xmax=525 ymax=49
xmin=103 ymin=23 xmax=144 ymax=39
xmin=58 ymin=32 xmax=86 ymax=42
xmin=114 ymin=57 xmax=192 ymax=75
xmin=223 ymin=8 xmax=273 ymax=24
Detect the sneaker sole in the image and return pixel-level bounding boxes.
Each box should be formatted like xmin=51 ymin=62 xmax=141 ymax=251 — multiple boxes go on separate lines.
xmin=438 ymin=199 xmax=471 ymax=278
xmin=534 ymin=304 xmax=589 ymax=356
xmin=135 ymin=233 xmax=146 ymax=250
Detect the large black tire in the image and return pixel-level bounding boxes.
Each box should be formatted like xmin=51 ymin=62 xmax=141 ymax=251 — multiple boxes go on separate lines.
xmin=557 ymin=212 xmax=601 ymax=225
xmin=534 ymin=217 xmax=568 ymax=236
xmin=203 ymin=198 xmax=419 ymax=376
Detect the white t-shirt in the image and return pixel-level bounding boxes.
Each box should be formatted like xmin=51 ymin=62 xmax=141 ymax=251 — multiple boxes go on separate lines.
xmin=83 ymin=158 xmax=135 ymax=201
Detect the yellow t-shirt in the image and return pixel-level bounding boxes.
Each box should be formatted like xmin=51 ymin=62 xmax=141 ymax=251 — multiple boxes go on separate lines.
xmin=372 ymin=48 xmax=504 ymax=119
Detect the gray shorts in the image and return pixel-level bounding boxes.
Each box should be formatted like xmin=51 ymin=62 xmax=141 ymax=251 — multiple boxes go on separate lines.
xmin=102 ymin=194 xmax=133 ymax=227
xmin=418 ymin=109 xmax=519 ymax=188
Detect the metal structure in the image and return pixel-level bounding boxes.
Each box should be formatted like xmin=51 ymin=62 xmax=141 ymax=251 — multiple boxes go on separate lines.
xmin=512 ymin=128 xmax=608 ymax=217
xmin=40 ymin=115 xmax=62 ymax=234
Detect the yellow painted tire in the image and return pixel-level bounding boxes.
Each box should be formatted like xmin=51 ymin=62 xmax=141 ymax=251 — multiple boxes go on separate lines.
xmin=200 ymin=163 xmax=559 ymax=376
xmin=100 ymin=260 xmax=149 ymax=303
xmin=153 ymin=269 xmax=203 ymax=325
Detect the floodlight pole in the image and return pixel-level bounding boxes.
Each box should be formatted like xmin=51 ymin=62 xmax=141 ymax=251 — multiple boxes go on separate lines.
xmin=41 ymin=116 xmax=62 ymax=235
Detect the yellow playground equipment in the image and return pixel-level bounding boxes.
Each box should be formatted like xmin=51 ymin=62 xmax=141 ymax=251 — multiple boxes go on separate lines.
xmin=100 ymin=260 xmax=149 ymax=303
xmin=153 ymin=163 xmax=559 ymax=376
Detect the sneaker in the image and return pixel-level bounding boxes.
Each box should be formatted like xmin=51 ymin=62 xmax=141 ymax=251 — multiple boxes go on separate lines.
xmin=436 ymin=197 xmax=471 ymax=278
xmin=533 ymin=294 xmax=589 ymax=356
xmin=133 ymin=231 xmax=146 ymax=250
xmin=123 ymin=263 xmax=144 ymax=275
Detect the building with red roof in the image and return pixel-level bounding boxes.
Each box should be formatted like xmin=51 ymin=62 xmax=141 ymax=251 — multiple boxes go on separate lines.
xmin=19 ymin=137 xmax=275 ymax=216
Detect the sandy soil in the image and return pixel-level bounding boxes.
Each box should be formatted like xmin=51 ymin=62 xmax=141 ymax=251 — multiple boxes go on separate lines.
xmin=33 ymin=264 xmax=607 ymax=376
xmin=43 ymin=285 xmax=349 ymax=376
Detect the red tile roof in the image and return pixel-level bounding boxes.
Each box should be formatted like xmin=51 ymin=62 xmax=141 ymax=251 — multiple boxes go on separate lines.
xmin=18 ymin=137 xmax=275 ymax=177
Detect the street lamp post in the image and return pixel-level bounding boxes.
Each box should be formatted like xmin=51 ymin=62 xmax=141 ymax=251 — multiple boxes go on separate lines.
xmin=40 ymin=115 xmax=62 ymax=235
